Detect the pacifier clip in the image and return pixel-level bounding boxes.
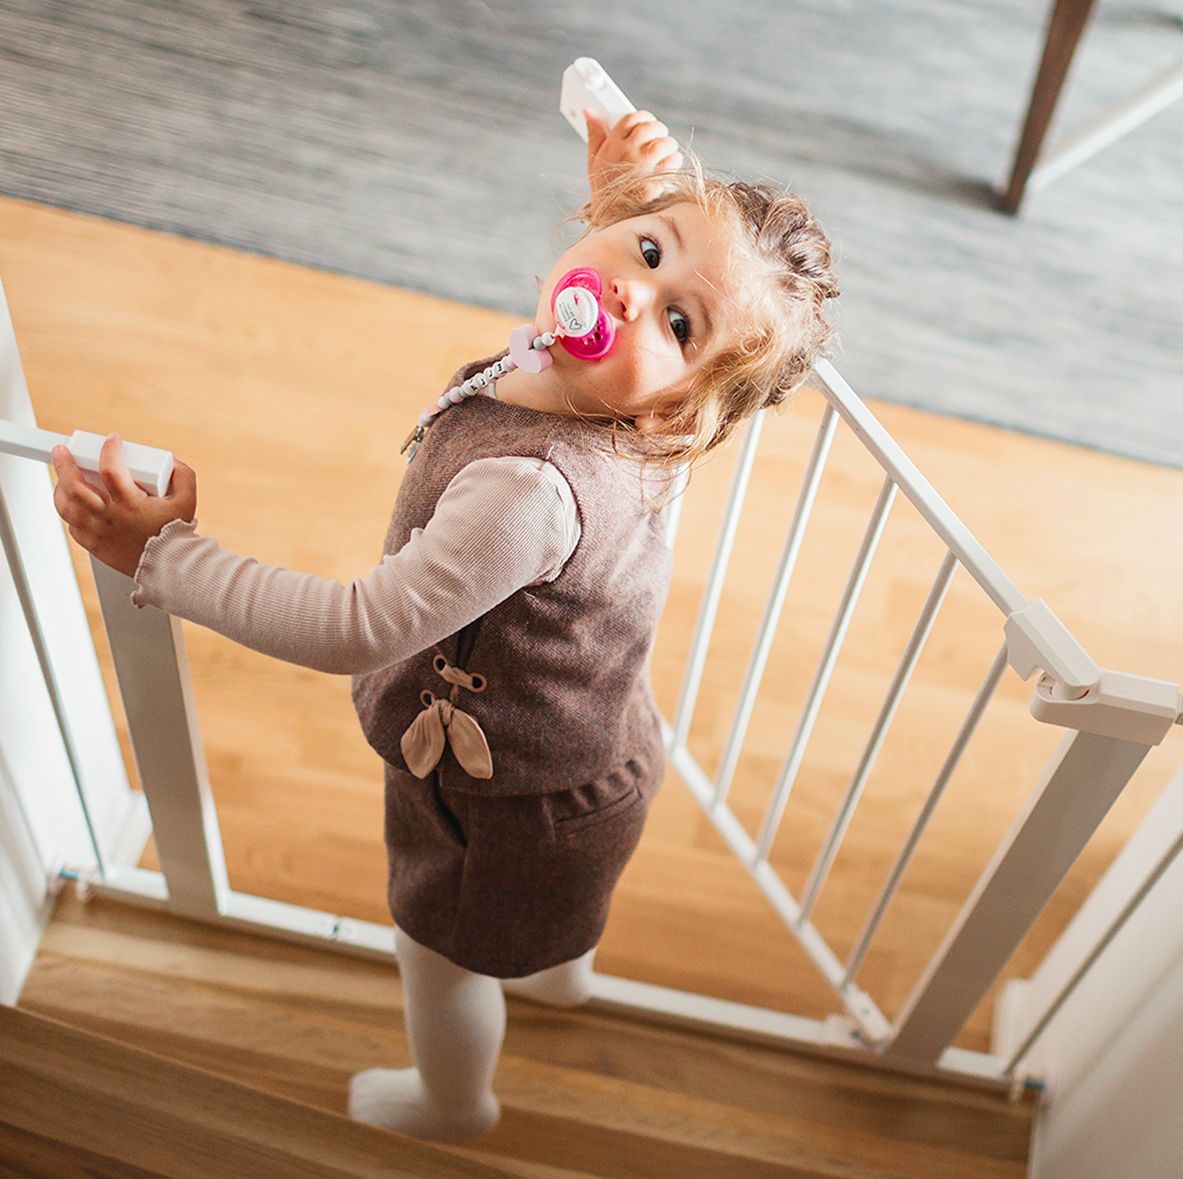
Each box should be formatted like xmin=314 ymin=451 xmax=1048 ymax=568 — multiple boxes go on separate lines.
xmin=399 ymin=269 xmax=615 ymax=464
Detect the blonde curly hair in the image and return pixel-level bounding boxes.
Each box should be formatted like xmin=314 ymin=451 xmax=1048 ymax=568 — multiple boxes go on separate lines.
xmin=553 ymin=147 xmax=841 ymax=509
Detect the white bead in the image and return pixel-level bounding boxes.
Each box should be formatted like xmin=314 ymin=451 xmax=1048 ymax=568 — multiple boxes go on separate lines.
xmin=419 ymin=411 xmax=432 ymax=426
xmin=473 ymin=373 xmax=488 ymax=387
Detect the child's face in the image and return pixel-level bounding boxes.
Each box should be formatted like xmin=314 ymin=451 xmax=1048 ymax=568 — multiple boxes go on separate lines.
xmin=535 ymin=201 xmax=754 ymax=431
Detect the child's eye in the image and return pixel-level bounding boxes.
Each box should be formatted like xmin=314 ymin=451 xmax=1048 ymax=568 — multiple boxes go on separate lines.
xmin=668 ymin=308 xmax=692 ymax=346
xmin=639 ymin=235 xmax=661 ymax=268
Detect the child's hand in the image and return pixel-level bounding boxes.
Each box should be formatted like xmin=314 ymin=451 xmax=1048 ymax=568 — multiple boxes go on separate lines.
xmin=586 ymin=109 xmax=684 ymax=204
xmin=50 ymin=434 xmax=198 ymax=579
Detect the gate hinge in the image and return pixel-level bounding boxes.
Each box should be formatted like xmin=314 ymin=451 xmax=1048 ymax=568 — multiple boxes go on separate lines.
xmin=1029 ymin=668 xmax=1180 ymax=746
xmin=1004 ymin=598 xmax=1099 ymax=698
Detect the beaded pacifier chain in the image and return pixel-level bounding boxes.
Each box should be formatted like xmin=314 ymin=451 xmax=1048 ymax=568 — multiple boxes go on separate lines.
xmin=399 ymin=268 xmax=615 ymax=464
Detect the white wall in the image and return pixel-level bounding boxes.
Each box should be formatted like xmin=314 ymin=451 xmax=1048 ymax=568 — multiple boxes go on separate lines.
xmin=0 ymin=276 xmax=138 ymax=1004
xmin=0 ymin=742 xmax=56 ymax=1004
xmin=1024 ymin=763 xmax=1183 ymax=1179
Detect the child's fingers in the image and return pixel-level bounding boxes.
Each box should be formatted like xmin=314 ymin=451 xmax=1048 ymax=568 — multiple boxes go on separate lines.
xmin=620 ymin=114 xmax=670 ymax=146
xmin=52 ymin=480 xmax=102 ymax=527
xmin=166 ymin=459 xmax=199 ymax=517
xmin=653 ymin=150 xmax=685 ymax=172
xmin=98 ymin=434 xmax=143 ymax=503
xmin=50 ymin=445 xmax=107 ymax=513
xmin=584 ymin=108 xmax=608 ymax=157
xmin=52 ymin=476 xmax=101 ymax=535
xmin=613 ymin=110 xmax=659 ymax=138
xmin=168 ymin=459 xmax=196 ymax=492
xmin=639 ymin=135 xmax=681 ymax=163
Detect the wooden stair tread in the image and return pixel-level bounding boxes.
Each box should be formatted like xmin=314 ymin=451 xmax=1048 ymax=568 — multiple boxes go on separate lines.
xmin=0 ymin=1003 xmax=515 ymax=1178
xmin=16 ymin=895 xmax=1034 ymax=1178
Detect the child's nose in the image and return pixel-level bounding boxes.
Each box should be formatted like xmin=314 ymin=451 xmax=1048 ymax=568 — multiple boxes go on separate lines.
xmin=609 ymin=278 xmax=652 ymax=323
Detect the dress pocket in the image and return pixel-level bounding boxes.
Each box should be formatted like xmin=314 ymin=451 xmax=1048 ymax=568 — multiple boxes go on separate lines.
xmin=551 ymin=758 xmax=645 ymax=839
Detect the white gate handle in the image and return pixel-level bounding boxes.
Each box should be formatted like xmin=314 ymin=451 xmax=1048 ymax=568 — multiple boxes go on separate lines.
xmin=0 ymin=418 xmax=174 ymax=497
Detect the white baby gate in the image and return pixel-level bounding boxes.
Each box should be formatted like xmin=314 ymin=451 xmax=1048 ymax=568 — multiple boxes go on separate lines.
xmin=3 ymin=277 xmax=1181 ymax=1096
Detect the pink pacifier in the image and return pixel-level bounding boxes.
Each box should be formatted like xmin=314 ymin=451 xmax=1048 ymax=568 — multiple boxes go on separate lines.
xmin=550 ymin=267 xmax=615 ymax=360
xmin=507 ymin=266 xmax=616 ymax=375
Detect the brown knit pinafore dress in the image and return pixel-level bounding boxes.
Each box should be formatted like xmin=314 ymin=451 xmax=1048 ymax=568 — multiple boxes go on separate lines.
xmin=351 ymin=354 xmax=674 ymax=978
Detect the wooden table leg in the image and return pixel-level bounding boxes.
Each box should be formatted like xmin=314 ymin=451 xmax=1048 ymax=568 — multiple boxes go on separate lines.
xmin=999 ymin=0 xmax=1099 ymax=214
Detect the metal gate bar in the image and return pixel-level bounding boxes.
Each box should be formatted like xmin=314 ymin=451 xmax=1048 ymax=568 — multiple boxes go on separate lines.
xmin=753 ymin=475 xmax=897 ymax=862
xmin=714 ymin=402 xmax=838 ymax=810
xmin=843 ymin=642 xmax=1010 ymax=986
xmin=671 ymin=409 xmax=764 ymax=750
xmin=798 ymin=548 xmax=959 ymax=922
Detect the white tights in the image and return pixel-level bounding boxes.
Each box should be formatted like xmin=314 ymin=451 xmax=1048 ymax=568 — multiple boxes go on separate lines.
xmin=348 ymin=926 xmax=596 ymax=1141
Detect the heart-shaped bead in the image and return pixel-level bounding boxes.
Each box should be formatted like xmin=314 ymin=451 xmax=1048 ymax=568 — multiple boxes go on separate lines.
xmin=509 ymin=324 xmax=553 ymax=374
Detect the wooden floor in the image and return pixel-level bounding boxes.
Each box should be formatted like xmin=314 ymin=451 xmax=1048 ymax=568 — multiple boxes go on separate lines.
xmin=17 ymin=893 xmax=1036 ymax=1177
xmin=5 ymin=192 xmax=1183 ymax=1066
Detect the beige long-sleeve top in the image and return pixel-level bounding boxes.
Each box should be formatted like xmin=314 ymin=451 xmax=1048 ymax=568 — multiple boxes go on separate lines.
xmin=129 ymin=455 xmax=581 ymax=674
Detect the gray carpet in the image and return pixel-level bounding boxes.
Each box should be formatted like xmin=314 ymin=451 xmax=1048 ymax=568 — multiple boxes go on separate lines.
xmin=2 ymin=0 xmax=1181 ymax=466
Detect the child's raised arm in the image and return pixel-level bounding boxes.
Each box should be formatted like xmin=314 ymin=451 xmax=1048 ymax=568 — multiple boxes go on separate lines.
xmin=585 ymin=109 xmax=684 ymax=204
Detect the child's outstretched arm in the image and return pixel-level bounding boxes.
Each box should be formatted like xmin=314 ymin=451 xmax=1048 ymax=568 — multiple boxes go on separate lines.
xmin=585 ymin=108 xmax=684 ymax=204
xmin=50 ymin=440 xmax=579 ymax=675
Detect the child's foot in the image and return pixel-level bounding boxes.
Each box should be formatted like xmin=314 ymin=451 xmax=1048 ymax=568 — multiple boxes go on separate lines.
xmin=348 ymin=1066 xmax=500 ymax=1142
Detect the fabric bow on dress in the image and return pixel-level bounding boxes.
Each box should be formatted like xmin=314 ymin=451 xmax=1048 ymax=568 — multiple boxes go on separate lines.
xmin=400 ymin=656 xmax=493 ymax=779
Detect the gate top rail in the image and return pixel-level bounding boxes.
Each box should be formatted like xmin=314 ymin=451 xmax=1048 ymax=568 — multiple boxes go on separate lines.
xmin=812 ymin=360 xmax=1027 ymax=619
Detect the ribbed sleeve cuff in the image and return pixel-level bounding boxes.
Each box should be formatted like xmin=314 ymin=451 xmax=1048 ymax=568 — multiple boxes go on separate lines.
xmin=130 ymin=516 xmax=200 ymax=610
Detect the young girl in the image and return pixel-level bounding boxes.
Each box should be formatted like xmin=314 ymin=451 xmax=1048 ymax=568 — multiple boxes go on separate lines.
xmin=51 ymin=109 xmax=839 ymax=1143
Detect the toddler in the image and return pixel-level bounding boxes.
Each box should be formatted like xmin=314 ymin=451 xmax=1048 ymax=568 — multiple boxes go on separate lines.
xmin=51 ymin=108 xmax=839 ymax=1142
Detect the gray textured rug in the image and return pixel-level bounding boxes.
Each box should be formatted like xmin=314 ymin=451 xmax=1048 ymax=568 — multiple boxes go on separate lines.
xmin=2 ymin=0 xmax=1180 ymax=466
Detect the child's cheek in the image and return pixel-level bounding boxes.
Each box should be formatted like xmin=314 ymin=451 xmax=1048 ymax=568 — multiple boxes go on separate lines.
xmin=599 ymin=342 xmax=650 ymax=407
